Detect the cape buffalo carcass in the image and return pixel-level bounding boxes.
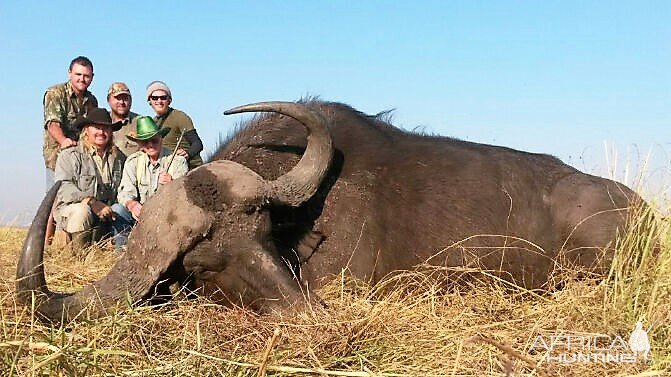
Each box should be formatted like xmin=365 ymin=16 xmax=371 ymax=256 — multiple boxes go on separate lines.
xmin=17 ymin=100 xmax=638 ymax=322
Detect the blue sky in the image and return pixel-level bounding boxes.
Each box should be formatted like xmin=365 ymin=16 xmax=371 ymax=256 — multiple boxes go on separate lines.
xmin=0 ymin=1 xmax=669 ymax=224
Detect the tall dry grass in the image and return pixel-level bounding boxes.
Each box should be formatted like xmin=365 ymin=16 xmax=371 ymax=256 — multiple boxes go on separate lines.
xmin=0 ymin=200 xmax=669 ymax=376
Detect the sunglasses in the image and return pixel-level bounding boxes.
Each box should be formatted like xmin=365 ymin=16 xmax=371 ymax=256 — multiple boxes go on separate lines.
xmin=149 ymin=95 xmax=169 ymax=101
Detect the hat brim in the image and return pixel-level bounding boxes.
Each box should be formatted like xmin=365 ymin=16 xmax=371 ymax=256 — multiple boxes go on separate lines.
xmin=126 ymin=126 xmax=170 ymax=143
xmin=109 ymin=90 xmax=131 ymax=98
xmin=73 ymin=118 xmax=123 ymax=132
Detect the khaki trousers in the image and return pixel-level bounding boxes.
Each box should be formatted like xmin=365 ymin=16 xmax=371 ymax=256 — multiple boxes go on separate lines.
xmin=55 ymin=203 xmax=96 ymax=233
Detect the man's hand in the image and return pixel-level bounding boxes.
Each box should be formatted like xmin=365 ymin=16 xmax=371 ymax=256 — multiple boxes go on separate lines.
xmin=47 ymin=122 xmax=77 ymax=149
xmin=97 ymin=205 xmax=115 ymax=221
xmin=127 ymin=200 xmax=142 ymax=221
xmin=59 ymin=137 xmax=77 ymax=149
xmin=88 ymin=198 xmax=115 ymax=221
xmin=176 ymin=148 xmax=188 ymax=157
xmin=158 ymin=172 xmax=173 ymax=185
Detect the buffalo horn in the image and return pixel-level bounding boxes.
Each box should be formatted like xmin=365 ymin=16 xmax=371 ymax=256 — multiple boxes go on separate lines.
xmin=16 ymin=181 xmax=61 ymax=303
xmin=225 ymin=101 xmax=334 ymax=207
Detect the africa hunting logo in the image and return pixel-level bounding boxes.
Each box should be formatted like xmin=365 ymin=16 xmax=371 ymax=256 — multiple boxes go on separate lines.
xmin=529 ymin=321 xmax=651 ymax=364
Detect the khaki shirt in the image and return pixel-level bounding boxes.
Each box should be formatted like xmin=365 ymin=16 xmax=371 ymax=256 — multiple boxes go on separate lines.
xmin=117 ymin=147 xmax=188 ymax=206
xmin=154 ymin=107 xmax=203 ymax=168
xmin=54 ymin=144 xmax=125 ymax=216
xmin=112 ymin=111 xmax=140 ymax=156
xmin=42 ymin=81 xmax=98 ymax=170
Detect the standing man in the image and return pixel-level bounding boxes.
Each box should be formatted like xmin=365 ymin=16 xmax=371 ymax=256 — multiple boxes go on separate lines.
xmin=54 ymin=108 xmax=130 ymax=251
xmin=107 ymin=82 xmax=140 ymax=156
xmin=146 ymin=80 xmax=204 ymax=169
xmin=43 ymin=56 xmax=98 ymax=185
xmin=113 ymin=116 xmax=188 ymax=248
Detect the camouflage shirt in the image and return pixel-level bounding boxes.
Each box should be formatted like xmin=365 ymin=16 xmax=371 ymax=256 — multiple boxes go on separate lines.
xmin=112 ymin=111 xmax=140 ymax=157
xmin=42 ymin=81 xmax=98 ymax=170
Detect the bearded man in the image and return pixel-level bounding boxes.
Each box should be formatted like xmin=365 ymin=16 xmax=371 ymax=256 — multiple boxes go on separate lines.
xmin=107 ymin=82 xmax=140 ymax=156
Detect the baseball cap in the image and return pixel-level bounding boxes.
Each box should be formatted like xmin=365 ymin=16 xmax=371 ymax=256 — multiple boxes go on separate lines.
xmin=108 ymin=82 xmax=131 ymax=98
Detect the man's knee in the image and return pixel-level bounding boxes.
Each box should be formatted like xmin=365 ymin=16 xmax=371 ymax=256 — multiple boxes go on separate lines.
xmin=111 ymin=203 xmax=132 ymax=221
xmin=59 ymin=203 xmax=95 ymax=233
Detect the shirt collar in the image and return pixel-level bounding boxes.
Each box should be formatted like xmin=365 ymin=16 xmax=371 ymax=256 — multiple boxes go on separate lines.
xmin=87 ymin=144 xmax=110 ymax=158
xmin=65 ymin=81 xmax=92 ymax=100
xmin=140 ymin=151 xmax=158 ymax=167
xmin=121 ymin=112 xmax=138 ymax=125
xmin=116 ymin=116 xmax=130 ymax=125
xmin=155 ymin=107 xmax=173 ymax=119
xmin=142 ymin=148 xmax=171 ymax=166
xmin=112 ymin=111 xmax=136 ymax=125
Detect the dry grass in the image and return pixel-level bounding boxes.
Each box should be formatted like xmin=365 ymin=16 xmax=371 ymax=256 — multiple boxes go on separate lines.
xmin=0 ymin=203 xmax=669 ymax=376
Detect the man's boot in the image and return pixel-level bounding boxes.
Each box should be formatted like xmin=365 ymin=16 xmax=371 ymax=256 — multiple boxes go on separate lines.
xmin=91 ymin=226 xmax=104 ymax=244
xmin=69 ymin=230 xmax=92 ymax=256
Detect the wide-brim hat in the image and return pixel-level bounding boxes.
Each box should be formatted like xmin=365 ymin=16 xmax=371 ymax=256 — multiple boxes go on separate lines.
xmin=126 ymin=116 xmax=170 ymax=142
xmin=72 ymin=107 xmax=123 ymax=132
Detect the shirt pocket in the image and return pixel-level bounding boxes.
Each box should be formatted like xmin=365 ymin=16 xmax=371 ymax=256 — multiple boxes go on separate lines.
xmin=137 ymin=179 xmax=151 ymax=201
xmin=137 ymin=175 xmax=151 ymax=196
xmin=77 ymin=174 xmax=95 ymax=191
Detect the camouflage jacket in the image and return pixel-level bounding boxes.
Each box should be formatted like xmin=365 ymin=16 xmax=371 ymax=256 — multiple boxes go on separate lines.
xmin=112 ymin=111 xmax=141 ymax=157
xmin=54 ymin=144 xmax=125 ymax=214
xmin=42 ymin=81 xmax=98 ymax=170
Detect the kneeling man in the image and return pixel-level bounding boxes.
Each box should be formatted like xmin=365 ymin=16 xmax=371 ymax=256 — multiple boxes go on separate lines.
xmin=54 ymin=108 xmax=130 ymax=249
xmin=113 ymin=116 xmax=188 ymax=248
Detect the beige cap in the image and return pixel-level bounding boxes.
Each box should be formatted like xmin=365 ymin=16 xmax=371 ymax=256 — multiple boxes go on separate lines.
xmin=146 ymin=80 xmax=171 ymax=99
xmin=107 ymin=82 xmax=131 ymax=98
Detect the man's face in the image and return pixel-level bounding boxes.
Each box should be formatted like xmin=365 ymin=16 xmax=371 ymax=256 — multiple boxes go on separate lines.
xmin=148 ymin=90 xmax=171 ymax=116
xmin=68 ymin=63 xmax=94 ymax=94
xmin=108 ymin=93 xmax=132 ymax=118
xmin=139 ymin=136 xmax=163 ymax=159
xmin=85 ymin=124 xmax=112 ymax=150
